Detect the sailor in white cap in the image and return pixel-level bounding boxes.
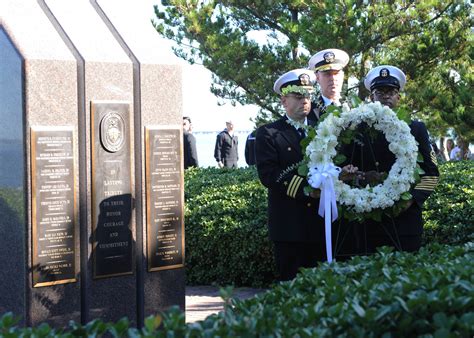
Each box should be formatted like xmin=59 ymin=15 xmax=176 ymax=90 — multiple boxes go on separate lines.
xmin=364 ymin=65 xmax=406 ymax=109
xmin=254 ymin=68 xmax=328 ymax=281
xmin=307 ymin=48 xmax=350 ymax=121
xmin=338 ymin=65 xmax=439 ymax=255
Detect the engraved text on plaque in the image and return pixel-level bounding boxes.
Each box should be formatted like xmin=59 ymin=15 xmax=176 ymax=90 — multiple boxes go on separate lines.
xmin=31 ymin=127 xmax=76 ymax=287
xmin=91 ymin=101 xmax=133 ymax=278
xmin=146 ymin=127 xmax=184 ymax=271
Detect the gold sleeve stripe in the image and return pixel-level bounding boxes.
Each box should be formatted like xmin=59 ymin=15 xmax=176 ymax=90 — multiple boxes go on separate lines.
xmin=415 ymin=183 xmax=437 ymax=188
xmin=420 ymin=177 xmax=439 ymax=182
xmin=287 ymin=175 xmax=303 ymax=198
xmin=416 ymin=181 xmax=438 ymax=185
xmin=289 ymin=176 xmax=303 ymax=198
xmin=415 ymin=183 xmax=437 ymax=189
xmin=414 ymin=186 xmax=436 ymax=191
xmin=287 ymin=176 xmax=299 ymax=197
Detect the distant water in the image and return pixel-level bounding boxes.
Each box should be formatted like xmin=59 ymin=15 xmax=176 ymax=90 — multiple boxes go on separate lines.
xmin=193 ymin=130 xmax=252 ymax=168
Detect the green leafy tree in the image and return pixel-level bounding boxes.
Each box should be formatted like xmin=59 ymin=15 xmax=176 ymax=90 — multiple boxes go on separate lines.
xmin=153 ymin=0 xmax=472 ymax=137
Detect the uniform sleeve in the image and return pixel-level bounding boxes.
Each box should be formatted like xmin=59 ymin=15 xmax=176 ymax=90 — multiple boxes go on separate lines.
xmin=214 ymin=133 xmax=222 ymax=162
xmin=244 ymin=136 xmax=251 ymax=165
xmin=410 ymin=121 xmax=439 ymax=206
xmin=189 ymin=134 xmax=199 ymax=167
xmin=255 ymin=126 xmax=309 ymax=201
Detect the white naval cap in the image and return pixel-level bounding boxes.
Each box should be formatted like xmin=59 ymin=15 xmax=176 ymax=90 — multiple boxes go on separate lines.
xmin=364 ymin=65 xmax=407 ymax=91
xmin=308 ymin=48 xmax=349 ymax=72
xmin=273 ymin=68 xmax=316 ymax=95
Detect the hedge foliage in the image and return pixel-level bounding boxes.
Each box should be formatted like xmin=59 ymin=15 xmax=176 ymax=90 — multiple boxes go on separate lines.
xmin=190 ymin=243 xmax=474 ymax=337
xmin=423 ymin=160 xmax=474 ymax=245
xmin=2 ymin=242 xmax=473 ymax=337
xmin=184 ymin=161 xmax=474 ymax=287
xmin=184 ymin=167 xmax=276 ymax=287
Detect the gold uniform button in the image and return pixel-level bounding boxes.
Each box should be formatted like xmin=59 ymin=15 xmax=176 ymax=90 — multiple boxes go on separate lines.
xmin=287 ymin=147 xmax=292 ymax=151
xmin=307 ymin=203 xmax=311 ymax=207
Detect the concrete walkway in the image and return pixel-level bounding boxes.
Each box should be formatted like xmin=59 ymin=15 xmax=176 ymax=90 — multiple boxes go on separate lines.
xmin=185 ymin=286 xmax=265 ymax=323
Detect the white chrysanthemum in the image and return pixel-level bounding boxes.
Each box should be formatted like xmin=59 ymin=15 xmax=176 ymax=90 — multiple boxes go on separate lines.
xmin=307 ymin=102 xmax=418 ymax=214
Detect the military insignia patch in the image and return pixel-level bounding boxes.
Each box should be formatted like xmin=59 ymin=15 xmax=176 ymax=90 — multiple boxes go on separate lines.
xmin=323 ymin=51 xmax=335 ymax=63
xmin=380 ymin=68 xmax=389 ymax=77
xmin=299 ymin=73 xmax=310 ymax=85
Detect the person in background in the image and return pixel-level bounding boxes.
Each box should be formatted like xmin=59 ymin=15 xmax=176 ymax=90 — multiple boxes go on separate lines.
xmin=351 ymin=65 xmax=440 ymax=253
xmin=450 ymin=138 xmax=471 ymax=161
xmin=183 ymin=116 xmax=199 ymax=169
xmin=430 ymin=141 xmax=445 ymax=163
xmin=307 ymin=48 xmax=350 ymax=123
xmin=244 ymin=130 xmax=257 ymax=166
xmin=214 ymin=120 xmax=238 ymax=168
xmin=446 ymin=138 xmax=455 ymax=160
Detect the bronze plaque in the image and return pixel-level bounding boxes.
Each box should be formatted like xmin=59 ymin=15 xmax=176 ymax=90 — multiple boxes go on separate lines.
xmin=91 ymin=101 xmax=133 ymax=279
xmin=145 ymin=127 xmax=184 ymax=271
xmin=31 ymin=127 xmax=76 ymax=287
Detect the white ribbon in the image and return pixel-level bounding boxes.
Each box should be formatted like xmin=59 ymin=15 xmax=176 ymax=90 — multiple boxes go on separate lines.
xmin=308 ymin=163 xmax=341 ymax=262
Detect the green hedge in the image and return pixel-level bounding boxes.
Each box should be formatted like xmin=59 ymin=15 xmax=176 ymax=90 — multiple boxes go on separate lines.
xmin=184 ymin=161 xmax=474 ymax=287
xmin=184 ymin=167 xmax=276 ymax=287
xmin=423 ymin=160 xmax=474 ymax=245
xmin=3 ymin=242 xmax=472 ymax=336
xmin=192 ymin=243 xmax=474 ymax=337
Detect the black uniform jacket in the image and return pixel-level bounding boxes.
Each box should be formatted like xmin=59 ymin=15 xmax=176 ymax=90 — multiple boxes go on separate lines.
xmin=340 ymin=119 xmax=439 ymax=236
xmin=255 ymin=116 xmax=324 ymax=242
xmin=214 ymin=130 xmax=238 ymax=166
xmin=183 ymin=131 xmax=199 ymax=169
xmin=307 ymin=96 xmax=327 ymax=124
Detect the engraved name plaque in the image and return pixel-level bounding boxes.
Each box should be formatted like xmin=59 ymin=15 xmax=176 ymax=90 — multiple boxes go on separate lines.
xmin=91 ymin=101 xmax=133 ymax=279
xmin=31 ymin=127 xmax=76 ymax=287
xmin=145 ymin=127 xmax=184 ymax=271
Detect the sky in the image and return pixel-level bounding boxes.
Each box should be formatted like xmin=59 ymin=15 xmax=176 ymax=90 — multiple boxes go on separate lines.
xmin=146 ymin=2 xmax=259 ymax=133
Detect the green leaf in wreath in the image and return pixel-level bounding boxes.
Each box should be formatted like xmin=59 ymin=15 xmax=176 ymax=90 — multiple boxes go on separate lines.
xmin=349 ymin=94 xmax=363 ymax=108
xmin=417 ymin=152 xmax=424 ymax=162
xmin=298 ymin=162 xmax=309 ymax=176
xmin=326 ymin=105 xmax=341 ymax=116
xmin=401 ymin=192 xmax=412 ymax=200
xmin=394 ymin=105 xmax=411 ymax=124
xmin=300 ymin=136 xmax=311 ymax=149
xmin=307 ymin=126 xmax=316 ymax=139
xmin=370 ymin=209 xmax=383 ymax=222
xmin=333 ymin=154 xmax=347 ymax=165
xmin=318 ymin=112 xmax=330 ymax=123
xmin=339 ymin=129 xmax=355 ymax=145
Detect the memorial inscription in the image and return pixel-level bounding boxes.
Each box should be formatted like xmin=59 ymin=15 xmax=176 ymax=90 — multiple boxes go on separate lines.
xmin=145 ymin=127 xmax=184 ymax=271
xmin=91 ymin=101 xmax=133 ymax=278
xmin=31 ymin=127 xmax=76 ymax=287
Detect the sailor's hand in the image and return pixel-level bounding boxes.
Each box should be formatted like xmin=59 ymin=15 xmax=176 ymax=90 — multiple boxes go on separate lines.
xmin=339 ymin=165 xmax=364 ymax=182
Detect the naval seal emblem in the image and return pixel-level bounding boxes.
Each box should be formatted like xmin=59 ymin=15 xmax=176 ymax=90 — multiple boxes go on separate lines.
xmin=100 ymin=112 xmax=125 ymax=153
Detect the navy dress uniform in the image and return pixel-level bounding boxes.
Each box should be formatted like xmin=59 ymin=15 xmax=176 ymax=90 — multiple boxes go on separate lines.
xmin=214 ymin=120 xmax=239 ymax=168
xmin=256 ymin=69 xmax=326 ymax=281
xmin=307 ymin=48 xmax=350 ymax=123
xmin=339 ymin=65 xmax=439 ymax=255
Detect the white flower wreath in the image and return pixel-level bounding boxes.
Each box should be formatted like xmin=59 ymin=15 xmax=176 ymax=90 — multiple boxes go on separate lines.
xmin=305 ymin=101 xmax=418 ymax=214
